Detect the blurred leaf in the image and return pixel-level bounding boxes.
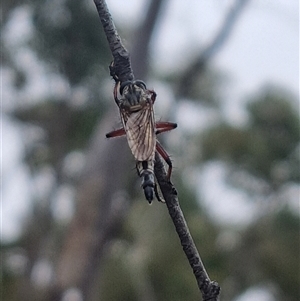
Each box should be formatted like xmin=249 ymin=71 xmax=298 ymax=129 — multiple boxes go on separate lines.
xmin=31 ymin=0 xmax=110 ymax=85
xmin=201 ymin=86 xmax=300 ymax=182
xmin=14 ymin=100 xmax=102 ymax=167
xmin=228 ymin=208 xmax=300 ymax=301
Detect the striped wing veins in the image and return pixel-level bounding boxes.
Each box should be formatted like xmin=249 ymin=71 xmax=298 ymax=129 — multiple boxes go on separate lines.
xmin=106 ymin=80 xmax=177 ymax=203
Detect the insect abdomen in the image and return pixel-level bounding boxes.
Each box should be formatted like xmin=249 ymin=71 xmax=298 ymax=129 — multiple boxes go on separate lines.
xmin=137 ymin=161 xmax=155 ymax=203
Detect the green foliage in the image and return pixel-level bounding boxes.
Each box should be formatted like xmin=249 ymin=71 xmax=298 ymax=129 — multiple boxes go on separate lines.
xmin=100 ymin=252 xmax=138 ymax=301
xmin=228 ymin=208 xmax=300 ymax=301
xmin=201 ymin=87 xmax=300 ymax=182
xmin=31 ymin=0 xmax=111 ymax=85
xmin=247 ymin=88 xmax=300 ymax=180
xmin=13 ymin=101 xmax=102 ymax=167
xmin=202 ymin=124 xmax=249 ymax=162
xmin=260 ymin=209 xmax=300 ymax=299
xmin=183 ymin=67 xmax=227 ymax=106
xmin=162 ymin=66 xmax=225 ymax=106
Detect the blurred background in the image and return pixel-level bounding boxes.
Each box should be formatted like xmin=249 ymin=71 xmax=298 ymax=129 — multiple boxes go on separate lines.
xmin=1 ymin=0 xmax=299 ymax=300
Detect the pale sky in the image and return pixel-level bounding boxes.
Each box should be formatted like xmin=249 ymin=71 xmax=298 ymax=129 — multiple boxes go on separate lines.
xmin=110 ymin=0 xmax=299 ymax=97
xmin=2 ymin=0 xmax=299 ymax=241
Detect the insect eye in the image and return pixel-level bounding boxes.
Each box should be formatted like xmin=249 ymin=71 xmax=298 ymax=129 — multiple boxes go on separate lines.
xmin=120 ymin=81 xmax=132 ymax=95
xmin=134 ymin=80 xmax=147 ymax=90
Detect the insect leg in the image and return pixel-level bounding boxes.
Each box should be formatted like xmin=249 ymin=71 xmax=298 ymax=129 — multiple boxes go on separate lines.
xmin=155 ymin=122 xmax=177 ymax=135
xmin=106 ymin=121 xmax=176 ymax=138
xmin=106 ymin=127 xmax=126 ymax=138
xmin=154 ymin=181 xmax=165 ymax=203
xmin=109 ymin=61 xmax=119 ymax=82
xmin=156 ymin=140 xmax=173 ymax=181
xmin=113 ymin=81 xmax=121 ymax=106
xmin=148 ymin=90 xmax=157 ymax=103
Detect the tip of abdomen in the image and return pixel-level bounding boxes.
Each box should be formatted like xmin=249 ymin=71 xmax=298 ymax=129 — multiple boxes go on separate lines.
xmin=144 ymin=186 xmax=154 ymax=204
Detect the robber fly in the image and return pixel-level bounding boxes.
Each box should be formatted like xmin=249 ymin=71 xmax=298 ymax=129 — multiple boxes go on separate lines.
xmin=106 ymin=80 xmax=177 ymax=203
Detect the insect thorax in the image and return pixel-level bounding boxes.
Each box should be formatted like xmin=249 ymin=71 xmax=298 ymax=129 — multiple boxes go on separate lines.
xmin=120 ymin=84 xmax=151 ymax=112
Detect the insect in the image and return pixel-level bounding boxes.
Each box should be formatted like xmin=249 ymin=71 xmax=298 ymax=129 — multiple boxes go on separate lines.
xmin=106 ymin=80 xmax=177 ymax=203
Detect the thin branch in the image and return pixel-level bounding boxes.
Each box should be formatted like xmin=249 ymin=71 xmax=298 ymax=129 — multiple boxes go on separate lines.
xmin=154 ymin=153 xmax=220 ymax=301
xmin=94 ymin=0 xmax=134 ymax=82
xmin=94 ymin=0 xmax=221 ymax=300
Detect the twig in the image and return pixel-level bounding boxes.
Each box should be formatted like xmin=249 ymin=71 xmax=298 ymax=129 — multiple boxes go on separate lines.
xmin=154 ymin=153 xmax=220 ymax=300
xmin=94 ymin=0 xmax=221 ymax=299
xmin=94 ymin=0 xmax=134 ymax=82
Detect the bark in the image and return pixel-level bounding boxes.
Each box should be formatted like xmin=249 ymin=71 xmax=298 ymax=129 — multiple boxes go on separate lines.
xmin=154 ymin=153 xmax=221 ymax=301
xmin=94 ymin=0 xmax=134 ymax=82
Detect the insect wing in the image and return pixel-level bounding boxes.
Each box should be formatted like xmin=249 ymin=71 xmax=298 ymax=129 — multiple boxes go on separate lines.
xmin=121 ymin=104 xmax=156 ymax=162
